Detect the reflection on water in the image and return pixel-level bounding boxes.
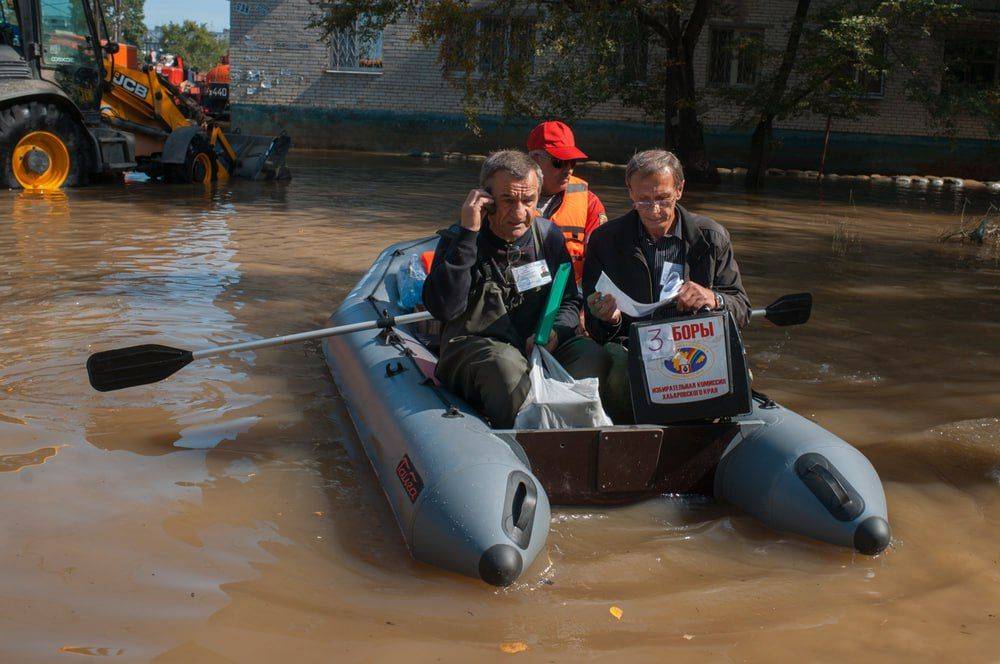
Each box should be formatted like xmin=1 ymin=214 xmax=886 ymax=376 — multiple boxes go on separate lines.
xmin=0 ymin=152 xmax=998 ymax=660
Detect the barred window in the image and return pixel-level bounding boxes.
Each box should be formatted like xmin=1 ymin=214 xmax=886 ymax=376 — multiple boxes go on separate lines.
xmin=942 ymin=37 xmax=999 ymax=90
xmin=708 ymin=27 xmax=763 ymax=86
xmin=616 ymin=18 xmax=649 ymax=84
xmin=836 ymin=37 xmax=887 ymax=98
xmin=328 ymin=17 xmax=383 ymax=72
xmin=477 ymin=15 xmax=533 ymax=73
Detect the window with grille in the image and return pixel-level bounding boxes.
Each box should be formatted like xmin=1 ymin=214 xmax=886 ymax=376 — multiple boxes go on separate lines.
xmin=616 ymin=18 xmax=649 ymax=84
xmin=328 ymin=18 xmax=383 ymax=72
xmin=942 ymin=37 xmax=999 ymax=90
xmin=831 ymin=37 xmax=887 ymax=98
xmin=708 ymin=27 xmax=762 ymax=86
xmin=476 ymin=15 xmax=534 ymax=74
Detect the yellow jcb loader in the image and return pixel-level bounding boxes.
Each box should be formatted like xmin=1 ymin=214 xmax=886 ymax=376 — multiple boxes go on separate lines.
xmin=0 ymin=0 xmax=289 ymax=190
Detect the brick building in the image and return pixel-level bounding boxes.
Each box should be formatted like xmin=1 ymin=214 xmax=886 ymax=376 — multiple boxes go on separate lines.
xmin=230 ymin=1 xmax=999 ymax=178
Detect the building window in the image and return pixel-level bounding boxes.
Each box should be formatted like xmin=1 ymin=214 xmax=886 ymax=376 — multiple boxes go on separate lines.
xmin=708 ymin=27 xmax=762 ymax=86
xmin=942 ymin=37 xmax=999 ymax=90
xmin=328 ymin=17 xmax=383 ymax=72
xmin=837 ymin=37 xmax=887 ymax=98
xmin=476 ymin=15 xmax=534 ymax=74
xmin=616 ymin=19 xmax=648 ymax=84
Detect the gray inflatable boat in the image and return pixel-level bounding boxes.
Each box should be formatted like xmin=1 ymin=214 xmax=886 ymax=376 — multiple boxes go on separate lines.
xmin=323 ymin=237 xmax=891 ymax=586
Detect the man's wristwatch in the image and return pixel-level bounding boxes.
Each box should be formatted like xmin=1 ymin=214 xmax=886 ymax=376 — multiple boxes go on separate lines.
xmin=713 ymin=291 xmax=725 ymax=310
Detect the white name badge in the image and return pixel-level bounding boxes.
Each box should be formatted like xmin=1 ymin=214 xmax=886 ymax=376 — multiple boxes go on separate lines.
xmin=512 ymin=259 xmax=552 ymax=293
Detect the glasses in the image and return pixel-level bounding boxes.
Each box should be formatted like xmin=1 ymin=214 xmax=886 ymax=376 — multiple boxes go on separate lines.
xmin=549 ymin=157 xmax=578 ymax=170
xmin=633 ymin=195 xmax=679 ymax=211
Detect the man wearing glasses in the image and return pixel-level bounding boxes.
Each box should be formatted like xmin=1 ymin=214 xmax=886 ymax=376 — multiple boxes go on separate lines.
xmin=581 ymin=149 xmax=750 ymax=423
xmin=527 ymin=121 xmax=608 ymax=283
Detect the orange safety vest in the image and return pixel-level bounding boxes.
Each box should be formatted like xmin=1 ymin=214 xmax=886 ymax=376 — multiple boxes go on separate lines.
xmin=548 ymin=175 xmax=590 ymax=282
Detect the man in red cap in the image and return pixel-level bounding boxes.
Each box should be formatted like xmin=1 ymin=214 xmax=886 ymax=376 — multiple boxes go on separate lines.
xmin=527 ymin=120 xmax=608 ymax=283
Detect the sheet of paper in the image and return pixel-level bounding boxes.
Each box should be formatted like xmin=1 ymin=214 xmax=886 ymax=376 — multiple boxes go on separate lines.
xmin=595 ymin=271 xmax=679 ymax=318
xmin=660 ymin=262 xmax=684 ymax=299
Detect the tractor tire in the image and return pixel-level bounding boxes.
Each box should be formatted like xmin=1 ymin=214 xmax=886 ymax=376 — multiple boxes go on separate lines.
xmin=169 ymin=134 xmax=217 ymax=184
xmin=0 ymin=101 xmax=89 ymax=190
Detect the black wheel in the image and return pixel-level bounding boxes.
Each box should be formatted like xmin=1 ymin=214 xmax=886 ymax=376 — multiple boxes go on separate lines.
xmin=0 ymin=101 xmax=90 ymax=190
xmin=168 ymin=134 xmax=217 ymax=184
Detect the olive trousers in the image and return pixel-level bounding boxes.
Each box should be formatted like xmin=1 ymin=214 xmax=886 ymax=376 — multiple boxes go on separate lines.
xmin=437 ymin=335 xmax=612 ymax=429
xmin=601 ymin=342 xmax=635 ymax=425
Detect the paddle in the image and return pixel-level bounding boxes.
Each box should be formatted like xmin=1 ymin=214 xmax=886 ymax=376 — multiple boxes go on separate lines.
xmin=86 ymin=310 xmax=434 ymax=392
xmin=750 ymin=292 xmax=812 ymax=326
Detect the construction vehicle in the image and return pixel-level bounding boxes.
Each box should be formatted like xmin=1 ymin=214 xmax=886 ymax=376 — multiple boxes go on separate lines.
xmin=0 ymin=0 xmax=289 ymax=190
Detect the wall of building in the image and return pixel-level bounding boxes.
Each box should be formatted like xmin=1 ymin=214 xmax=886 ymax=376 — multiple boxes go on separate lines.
xmin=230 ymin=0 xmax=998 ymax=178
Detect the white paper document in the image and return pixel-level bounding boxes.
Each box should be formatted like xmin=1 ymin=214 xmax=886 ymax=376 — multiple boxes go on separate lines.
xmin=595 ymin=271 xmax=682 ymax=318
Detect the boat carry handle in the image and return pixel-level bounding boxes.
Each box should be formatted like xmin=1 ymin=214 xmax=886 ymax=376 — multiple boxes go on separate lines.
xmin=502 ymin=471 xmax=537 ymax=549
xmin=795 ymin=453 xmax=865 ymax=521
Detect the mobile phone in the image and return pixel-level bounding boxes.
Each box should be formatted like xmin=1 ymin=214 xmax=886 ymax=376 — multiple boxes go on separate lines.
xmin=483 ymin=187 xmax=497 ymax=216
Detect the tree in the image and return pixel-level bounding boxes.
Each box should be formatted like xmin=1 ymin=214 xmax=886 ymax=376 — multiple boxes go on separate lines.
xmin=158 ymin=20 xmax=227 ymax=71
xmin=311 ymin=0 xmax=722 ymax=182
xmin=103 ymin=0 xmax=145 ymax=46
xmin=713 ymin=0 xmax=971 ymax=187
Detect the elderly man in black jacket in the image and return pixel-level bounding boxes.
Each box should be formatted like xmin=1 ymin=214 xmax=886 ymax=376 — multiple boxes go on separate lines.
xmin=582 ymin=149 xmax=750 ymax=423
xmin=423 ymin=150 xmax=610 ymax=428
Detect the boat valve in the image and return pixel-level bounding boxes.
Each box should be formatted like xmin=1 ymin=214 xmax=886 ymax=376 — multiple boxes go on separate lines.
xmin=385 ymin=361 xmax=406 ymax=377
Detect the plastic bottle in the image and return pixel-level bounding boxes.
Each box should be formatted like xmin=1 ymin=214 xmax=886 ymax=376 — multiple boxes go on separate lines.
xmin=396 ymin=253 xmax=427 ymax=310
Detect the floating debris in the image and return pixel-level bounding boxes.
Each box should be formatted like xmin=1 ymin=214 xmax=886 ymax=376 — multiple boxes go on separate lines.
xmin=939 ymin=203 xmax=999 ymax=253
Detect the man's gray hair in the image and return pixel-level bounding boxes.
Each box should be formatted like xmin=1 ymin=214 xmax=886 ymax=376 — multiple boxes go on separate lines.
xmin=626 ymin=149 xmax=685 ymax=185
xmin=479 ymin=149 xmax=543 ymax=189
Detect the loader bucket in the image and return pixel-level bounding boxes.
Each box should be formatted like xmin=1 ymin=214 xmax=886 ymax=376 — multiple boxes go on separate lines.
xmin=225 ymin=131 xmax=291 ymax=180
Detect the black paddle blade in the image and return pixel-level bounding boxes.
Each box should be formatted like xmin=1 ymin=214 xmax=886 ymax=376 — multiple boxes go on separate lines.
xmin=765 ymin=292 xmax=812 ymax=326
xmin=87 ymin=344 xmax=194 ymax=392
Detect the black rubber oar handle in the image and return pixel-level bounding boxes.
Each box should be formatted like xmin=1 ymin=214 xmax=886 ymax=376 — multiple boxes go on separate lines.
xmin=87 ymin=310 xmax=434 ymax=392
xmin=750 ymin=292 xmax=812 ymax=326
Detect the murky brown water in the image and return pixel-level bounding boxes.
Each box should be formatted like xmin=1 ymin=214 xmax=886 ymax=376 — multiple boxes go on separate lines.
xmin=1 ymin=152 xmax=998 ymax=662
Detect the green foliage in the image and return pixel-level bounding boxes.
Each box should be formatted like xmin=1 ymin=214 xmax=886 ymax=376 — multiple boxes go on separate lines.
xmin=310 ymin=0 xmax=718 ymax=178
xmin=715 ymin=0 xmax=981 ymax=132
xmin=158 ymin=20 xmax=227 ymax=71
xmin=103 ymin=0 xmax=145 ymax=46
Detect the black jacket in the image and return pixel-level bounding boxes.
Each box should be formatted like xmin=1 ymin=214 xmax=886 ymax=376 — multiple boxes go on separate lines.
xmin=422 ymin=218 xmax=582 ymax=349
xmin=582 ymin=205 xmax=751 ymax=344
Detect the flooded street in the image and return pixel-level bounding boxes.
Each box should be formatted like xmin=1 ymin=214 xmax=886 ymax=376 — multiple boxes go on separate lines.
xmin=1 ymin=152 xmax=998 ymax=661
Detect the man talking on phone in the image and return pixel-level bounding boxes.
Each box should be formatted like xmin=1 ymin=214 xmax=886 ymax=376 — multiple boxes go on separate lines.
xmin=423 ymin=150 xmax=609 ymax=428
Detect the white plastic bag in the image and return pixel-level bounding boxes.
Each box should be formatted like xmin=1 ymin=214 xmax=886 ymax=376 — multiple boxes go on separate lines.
xmin=514 ymin=346 xmax=612 ymax=430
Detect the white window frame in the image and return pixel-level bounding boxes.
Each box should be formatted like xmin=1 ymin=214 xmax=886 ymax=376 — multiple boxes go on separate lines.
xmin=707 ymin=26 xmax=763 ymax=88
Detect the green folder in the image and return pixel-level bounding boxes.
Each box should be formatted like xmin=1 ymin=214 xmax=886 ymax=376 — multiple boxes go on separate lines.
xmin=535 ymin=262 xmax=573 ymax=346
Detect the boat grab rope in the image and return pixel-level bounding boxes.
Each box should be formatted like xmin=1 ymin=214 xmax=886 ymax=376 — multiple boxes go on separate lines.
xmin=365 ymin=297 xmax=462 ymax=416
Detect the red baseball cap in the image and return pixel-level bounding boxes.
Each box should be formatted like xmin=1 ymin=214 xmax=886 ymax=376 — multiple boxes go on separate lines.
xmin=526 ymin=121 xmax=588 ymax=161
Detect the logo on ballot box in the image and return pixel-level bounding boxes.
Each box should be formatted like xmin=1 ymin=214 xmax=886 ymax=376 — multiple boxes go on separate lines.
xmin=665 ymin=347 xmax=708 ymax=375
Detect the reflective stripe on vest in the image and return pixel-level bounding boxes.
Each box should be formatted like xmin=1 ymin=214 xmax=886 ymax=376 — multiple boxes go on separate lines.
xmin=549 ymin=175 xmax=590 ymax=281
